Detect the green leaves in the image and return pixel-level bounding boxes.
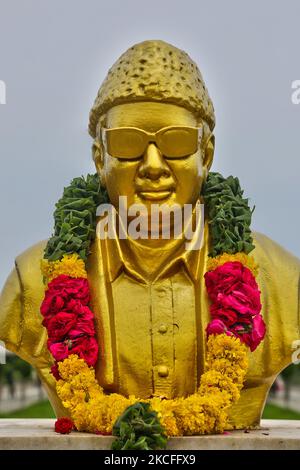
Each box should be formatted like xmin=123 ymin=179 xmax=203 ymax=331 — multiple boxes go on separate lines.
xmin=203 ymin=172 xmax=255 ymax=257
xmin=44 ymin=171 xmax=255 ymax=263
xmin=112 ymin=403 xmax=167 ymax=450
xmin=44 ymin=174 xmax=109 ymax=261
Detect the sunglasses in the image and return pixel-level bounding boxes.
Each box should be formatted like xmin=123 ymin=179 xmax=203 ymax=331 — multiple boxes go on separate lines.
xmin=100 ymin=125 xmax=203 ymax=160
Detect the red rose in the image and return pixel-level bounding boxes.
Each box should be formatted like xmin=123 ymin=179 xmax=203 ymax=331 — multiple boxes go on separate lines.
xmin=210 ymin=304 xmax=239 ymax=326
xmin=44 ymin=312 xmax=77 ymax=341
xmin=41 ymin=275 xmax=90 ymax=319
xmin=205 ymin=262 xmax=261 ymax=317
xmin=66 ymin=299 xmax=94 ymax=318
xmin=65 ymin=303 xmax=95 ymax=338
xmin=49 ymin=335 xmax=98 ymax=366
xmin=70 ymin=336 xmax=98 ymax=366
xmin=51 ymin=363 xmax=61 ymax=380
xmin=54 ymin=417 xmax=74 ymax=434
xmin=68 ymin=314 xmax=95 ymax=339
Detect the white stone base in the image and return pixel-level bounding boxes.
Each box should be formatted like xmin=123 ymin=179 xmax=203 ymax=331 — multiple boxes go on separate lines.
xmin=0 ymin=419 xmax=299 ymax=450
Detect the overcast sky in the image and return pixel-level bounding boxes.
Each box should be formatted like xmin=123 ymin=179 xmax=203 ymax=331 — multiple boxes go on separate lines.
xmin=0 ymin=0 xmax=299 ymax=289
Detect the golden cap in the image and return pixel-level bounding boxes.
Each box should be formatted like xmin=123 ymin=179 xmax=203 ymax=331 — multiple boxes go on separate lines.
xmin=89 ymin=40 xmax=215 ymax=137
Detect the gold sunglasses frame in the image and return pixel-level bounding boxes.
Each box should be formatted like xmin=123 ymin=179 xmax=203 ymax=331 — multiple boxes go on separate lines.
xmin=100 ymin=125 xmax=203 ymax=159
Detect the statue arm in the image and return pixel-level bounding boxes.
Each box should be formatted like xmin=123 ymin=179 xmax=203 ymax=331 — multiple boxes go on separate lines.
xmin=0 ymin=242 xmax=53 ymax=369
xmin=0 ymin=247 xmax=69 ymax=416
xmin=0 ymin=266 xmax=23 ymax=355
xmin=253 ymin=232 xmax=300 ymax=369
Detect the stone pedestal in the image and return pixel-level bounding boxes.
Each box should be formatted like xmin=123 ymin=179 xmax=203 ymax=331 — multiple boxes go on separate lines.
xmin=0 ymin=419 xmax=299 ymax=449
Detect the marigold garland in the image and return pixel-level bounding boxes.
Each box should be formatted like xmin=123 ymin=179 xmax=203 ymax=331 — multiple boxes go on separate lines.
xmin=206 ymin=252 xmax=258 ymax=277
xmin=40 ymin=172 xmax=266 ymax=445
xmin=55 ymin=334 xmax=248 ymax=436
xmin=41 ymin=254 xmax=87 ymax=283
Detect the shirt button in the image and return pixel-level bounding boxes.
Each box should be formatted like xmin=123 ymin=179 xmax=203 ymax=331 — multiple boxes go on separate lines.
xmin=158 ymin=366 xmax=169 ymax=377
xmin=158 ymin=324 xmax=168 ymax=334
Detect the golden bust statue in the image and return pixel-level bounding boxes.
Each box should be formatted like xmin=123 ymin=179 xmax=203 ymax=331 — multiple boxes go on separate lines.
xmin=0 ymin=40 xmax=299 ymax=430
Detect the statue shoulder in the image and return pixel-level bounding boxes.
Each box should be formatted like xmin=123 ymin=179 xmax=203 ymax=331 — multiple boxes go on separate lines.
xmin=252 ymin=231 xmax=300 ymax=359
xmin=0 ymin=240 xmax=52 ymax=367
xmin=14 ymin=240 xmax=47 ymax=318
xmin=252 ymin=231 xmax=300 ymax=274
xmin=15 ymin=240 xmax=47 ymax=282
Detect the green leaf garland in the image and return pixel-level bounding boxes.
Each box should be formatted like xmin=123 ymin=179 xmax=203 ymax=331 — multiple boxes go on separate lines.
xmin=44 ymin=172 xmax=255 ymax=262
xmin=202 ymin=172 xmax=255 ymax=257
xmin=112 ymin=402 xmax=167 ymax=450
xmin=44 ymin=174 xmax=108 ymax=261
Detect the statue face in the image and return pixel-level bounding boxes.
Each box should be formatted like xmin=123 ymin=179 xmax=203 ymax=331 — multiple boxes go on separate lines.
xmin=95 ymin=102 xmax=213 ymax=211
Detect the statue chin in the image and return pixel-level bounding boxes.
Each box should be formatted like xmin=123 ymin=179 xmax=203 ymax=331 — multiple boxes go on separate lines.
xmin=0 ymin=39 xmax=299 ymax=433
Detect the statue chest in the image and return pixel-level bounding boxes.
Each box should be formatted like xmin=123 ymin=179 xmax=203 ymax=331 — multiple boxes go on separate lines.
xmin=88 ymin=262 xmax=210 ymax=399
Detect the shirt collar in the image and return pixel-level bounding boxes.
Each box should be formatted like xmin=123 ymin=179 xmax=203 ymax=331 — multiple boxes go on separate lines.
xmin=98 ymin=200 xmax=208 ymax=284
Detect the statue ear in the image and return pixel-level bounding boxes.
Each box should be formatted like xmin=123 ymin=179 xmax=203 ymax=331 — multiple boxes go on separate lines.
xmin=203 ymin=134 xmax=215 ymax=171
xmin=92 ymin=139 xmax=106 ymax=188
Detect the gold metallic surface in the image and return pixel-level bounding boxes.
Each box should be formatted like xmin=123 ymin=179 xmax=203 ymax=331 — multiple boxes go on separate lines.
xmin=94 ymin=102 xmax=213 ymax=214
xmin=1 ymin=40 xmax=300 ymax=430
xmin=1 ymin=231 xmax=299 ymax=428
xmin=89 ymin=40 xmax=215 ymax=138
xmin=101 ymin=125 xmax=202 ymax=159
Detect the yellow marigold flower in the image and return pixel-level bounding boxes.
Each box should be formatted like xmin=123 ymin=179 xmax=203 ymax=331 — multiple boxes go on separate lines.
xmin=54 ymin=333 xmax=249 ymax=436
xmin=41 ymin=253 xmax=87 ymax=284
xmin=208 ymin=358 xmax=246 ymax=383
xmin=56 ymin=382 xmax=73 ymax=406
xmin=151 ymin=398 xmax=180 ymax=437
xmin=58 ymin=355 xmax=95 ymax=382
xmin=206 ymin=334 xmax=248 ymax=363
xmin=174 ymin=397 xmax=207 ymax=435
xmin=200 ymin=371 xmax=241 ymax=403
xmin=207 ymin=252 xmax=259 ymax=277
xmin=72 ymin=402 xmax=91 ymax=431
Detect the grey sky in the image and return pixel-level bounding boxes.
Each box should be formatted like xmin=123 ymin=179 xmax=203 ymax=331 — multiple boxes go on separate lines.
xmin=0 ymin=0 xmax=299 ymax=289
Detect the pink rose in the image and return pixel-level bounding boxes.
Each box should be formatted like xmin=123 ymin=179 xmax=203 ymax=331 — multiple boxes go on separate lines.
xmin=206 ymin=319 xmax=231 ymax=336
xmin=231 ymin=314 xmax=266 ymax=351
xmin=251 ymin=314 xmax=266 ymax=350
xmin=48 ymin=336 xmax=98 ymax=367
xmin=205 ymin=262 xmax=261 ymax=317
xmin=48 ymin=340 xmax=69 ymax=361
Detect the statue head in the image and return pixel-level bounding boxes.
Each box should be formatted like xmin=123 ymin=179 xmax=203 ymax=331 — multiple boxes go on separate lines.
xmin=89 ymin=40 xmax=215 ymax=211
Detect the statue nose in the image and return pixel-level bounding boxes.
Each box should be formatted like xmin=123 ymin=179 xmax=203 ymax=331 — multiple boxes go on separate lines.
xmin=138 ymin=143 xmax=171 ymax=180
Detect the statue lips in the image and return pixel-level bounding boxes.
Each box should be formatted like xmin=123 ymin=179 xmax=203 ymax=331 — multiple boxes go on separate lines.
xmin=138 ymin=190 xmax=173 ymax=201
xmin=136 ymin=186 xmax=175 ymax=201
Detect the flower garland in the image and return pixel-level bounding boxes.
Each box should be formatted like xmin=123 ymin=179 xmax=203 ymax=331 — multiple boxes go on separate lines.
xmin=40 ymin=172 xmax=266 ymax=447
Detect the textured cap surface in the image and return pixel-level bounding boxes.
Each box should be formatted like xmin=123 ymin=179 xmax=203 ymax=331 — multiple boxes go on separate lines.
xmin=89 ymin=40 xmax=215 ymax=137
